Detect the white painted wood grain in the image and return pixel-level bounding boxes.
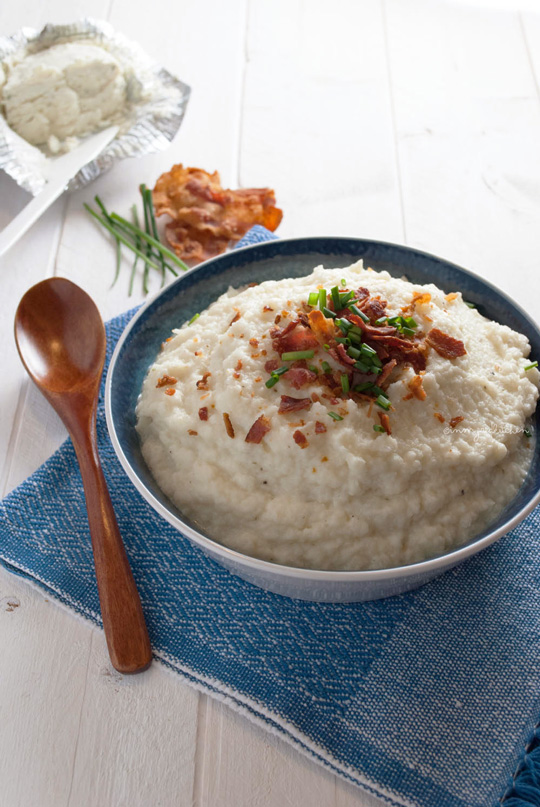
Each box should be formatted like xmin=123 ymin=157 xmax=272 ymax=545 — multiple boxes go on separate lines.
xmin=3 ymin=1 xmax=540 ymax=805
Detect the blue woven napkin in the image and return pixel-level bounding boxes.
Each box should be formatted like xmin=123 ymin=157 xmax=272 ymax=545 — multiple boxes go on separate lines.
xmin=1 ymin=225 xmax=539 ymax=807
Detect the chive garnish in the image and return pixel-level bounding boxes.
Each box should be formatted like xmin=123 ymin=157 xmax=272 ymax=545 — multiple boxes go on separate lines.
xmin=341 ymin=374 xmax=350 ymax=394
xmin=348 ymin=332 xmax=362 ymax=345
xmin=339 ymin=290 xmax=354 ymax=307
xmin=524 ymin=428 xmax=532 ymax=438
xmin=189 ymin=313 xmax=200 ymax=325
xmin=328 ymin=412 xmax=344 ymax=421
xmin=341 ymin=278 xmax=347 ymax=286
xmin=525 ymin=362 xmax=538 ymax=371
xmin=465 ymin=301 xmax=476 ymax=308
xmin=308 ymin=364 xmax=319 ymax=374
xmin=347 ymin=346 xmax=362 ymax=360
xmin=318 ymin=289 xmax=327 ymax=311
xmin=322 ymin=361 xmax=332 ymax=373
xmin=375 ymin=317 xmax=387 ymax=326
xmin=265 ymin=376 xmax=279 ymax=388
xmin=330 ymin=286 xmax=341 ymax=310
xmin=349 ymin=325 xmax=363 ymax=336
xmin=282 ymin=350 xmax=315 ymax=361
xmin=337 ymin=318 xmax=351 ymax=334
xmin=354 ymin=360 xmax=371 ymax=373
xmin=404 ymin=316 xmax=417 ymax=328
xmin=370 ymin=385 xmax=386 ymax=397
xmin=375 ymin=395 xmax=391 ymax=411
xmin=360 ymin=343 xmax=377 ymax=357
xmin=349 ymin=305 xmax=369 ymax=322
xmin=402 ymin=326 xmax=415 ymax=338
xmin=371 ymin=355 xmax=382 ymax=368
xmin=373 ymin=424 xmax=386 ymax=433
xmin=308 ymin=291 xmax=319 ymax=307
xmin=273 ymin=366 xmax=290 ymax=376
xmin=354 ymin=382 xmax=373 ymax=392
xmin=322 ymin=306 xmax=337 ymax=319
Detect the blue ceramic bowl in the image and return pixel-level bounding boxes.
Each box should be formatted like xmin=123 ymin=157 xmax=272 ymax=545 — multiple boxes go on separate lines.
xmin=105 ymin=237 xmax=540 ymax=602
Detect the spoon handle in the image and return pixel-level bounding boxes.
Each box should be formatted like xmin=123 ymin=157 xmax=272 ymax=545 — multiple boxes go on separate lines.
xmin=74 ymin=428 xmax=152 ymax=675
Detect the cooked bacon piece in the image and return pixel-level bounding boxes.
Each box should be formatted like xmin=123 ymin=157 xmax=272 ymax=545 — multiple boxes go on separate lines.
xmin=188 ymin=429 xmax=198 ymax=435
xmin=286 ymin=366 xmax=318 ymax=389
xmin=315 ymin=421 xmax=327 ymax=434
xmin=196 ymin=371 xmax=211 ymax=390
xmin=307 ymin=309 xmax=336 ymax=346
xmin=156 ymin=374 xmax=177 ymax=388
xmin=426 ymin=328 xmax=466 ymax=358
xmin=249 ymin=338 xmax=259 ymax=348
xmin=223 ymin=413 xmax=235 ymax=438
xmin=272 ymin=323 xmax=319 ymax=355
xmin=264 ymin=358 xmax=280 ymax=374
xmin=363 ymin=298 xmax=387 ymax=321
xmin=450 ymin=416 xmax=464 ymax=428
xmin=407 ymin=374 xmax=427 ymax=401
xmin=229 ymin=311 xmax=241 ymax=326
xmin=293 ymin=430 xmax=308 ymax=448
xmin=377 ymin=359 xmax=397 ymax=387
xmin=378 ymin=412 xmax=392 ymax=435
xmin=434 ymin=412 xmax=445 ymax=423
xmin=165 ymin=388 xmax=176 ymax=396
xmin=245 ymin=414 xmax=272 ymax=444
xmin=348 ymin=314 xmax=398 ymax=339
xmin=153 ymin=164 xmax=282 ymax=264
xmin=278 ymin=395 xmax=312 ymax=414
xmin=333 ymin=344 xmax=356 ymax=367
xmin=412 ymin=292 xmax=431 ymax=307
xmin=270 ymin=319 xmax=297 ymax=339
xmin=198 ymin=407 xmax=208 ymax=421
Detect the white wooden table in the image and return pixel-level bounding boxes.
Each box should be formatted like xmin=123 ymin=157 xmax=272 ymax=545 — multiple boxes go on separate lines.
xmin=2 ymin=1 xmax=540 ymax=804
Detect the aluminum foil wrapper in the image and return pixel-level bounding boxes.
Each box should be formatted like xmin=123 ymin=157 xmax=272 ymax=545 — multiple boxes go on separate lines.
xmin=0 ymin=19 xmax=191 ymax=195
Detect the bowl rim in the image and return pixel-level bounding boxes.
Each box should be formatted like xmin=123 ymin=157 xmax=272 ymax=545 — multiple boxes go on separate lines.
xmin=105 ymin=235 xmax=540 ymax=581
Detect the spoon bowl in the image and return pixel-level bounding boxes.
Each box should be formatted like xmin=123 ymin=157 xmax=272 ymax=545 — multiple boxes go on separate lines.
xmin=15 ymin=277 xmax=152 ymax=674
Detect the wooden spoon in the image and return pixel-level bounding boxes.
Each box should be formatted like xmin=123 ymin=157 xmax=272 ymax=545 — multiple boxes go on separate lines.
xmin=14 ymin=278 xmax=152 ymax=674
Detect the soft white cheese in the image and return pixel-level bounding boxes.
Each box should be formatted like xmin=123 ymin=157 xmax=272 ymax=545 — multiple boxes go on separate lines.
xmin=1 ymin=42 xmax=128 ymax=153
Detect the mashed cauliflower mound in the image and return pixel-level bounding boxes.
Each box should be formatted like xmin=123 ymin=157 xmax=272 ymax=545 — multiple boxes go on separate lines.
xmin=136 ymin=262 xmax=539 ymax=571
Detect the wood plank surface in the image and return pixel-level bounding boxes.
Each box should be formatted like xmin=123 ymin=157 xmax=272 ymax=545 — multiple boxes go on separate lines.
xmin=1 ymin=0 xmax=540 ymax=805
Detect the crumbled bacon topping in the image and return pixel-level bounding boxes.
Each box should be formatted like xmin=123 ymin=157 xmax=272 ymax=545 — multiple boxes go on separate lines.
xmin=271 ymin=321 xmax=319 ymax=355
xmin=199 ymin=407 xmax=208 ymax=421
xmin=156 ymin=375 xmax=177 ymax=388
xmin=426 ymin=328 xmax=466 ymax=359
xmin=196 ymin=372 xmax=211 ymax=390
xmin=223 ymin=413 xmax=235 ymax=438
xmin=164 ymin=388 xmax=176 ymax=396
xmin=378 ymin=412 xmax=392 ymax=435
xmin=278 ymin=395 xmax=312 ymax=414
xmin=434 ymin=412 xmax=445 ymax=423
xmin=286 ymin=366 xmax=318 ymax=389
xmin=315 ymin=421 xmax=327 ymax=434
xmin=245 ymin=414 xmax=272 ymax=444
xmin=293 ymin=430 xmax=308 ymax=448
xmin=229 ymin=311 xmax=241 ymax=326
xmin=449 ymin=416 xmax=464 ymax=429
xmin=406 ymin=374 xmax=427 ymax=401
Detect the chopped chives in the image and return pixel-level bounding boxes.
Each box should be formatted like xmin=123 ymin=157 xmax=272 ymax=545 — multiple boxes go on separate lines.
xmin=337 ymin=318 xmax=351 ymax=334
xmin=402 ymin=326 xmax=416 ymax=338
xmin=188 ymin=312 xmax=200 ymax=325
xmin=318 ymin=288 xmax=327 ymax=311
xmin=375 ymin=317 xmax=387 ymax=326
xmin=323 ymin=343 xmax=330 ymax=350
xmin=322 ymin=306 xmax=337 ymax=319
xmin=349 ymin=305 xmax=369 ymax=322
xmin=373 ymin=424 xmax=386 ymax=433
xmin=281 ymin=350 xmax=315 ymax=361
xmin=273 ymin=365 xmax=290 ymax=376
xmin=335 ymin=336 xmax=350 ymax=345
xmin=348 ymin=332 xmax=362 ymax=345
xmin=375 ymin=395 xmax=391 ymax=411
xmin=328 ymin=411 xmax=344 ymax=421
xmin=339 ymin=290 xmax=354 ymax=307
xmin=331 ymin=285 xmax=341 ymax=310
xmin=308 ymin=364 xmax=319 ymax=374
xmin=404 ymin=316 xmax=418 ymax=328
xmin=354 ymin=360 xmax=371 ymax=373
xmin=265 ymin=376 xmax=279 ymax=388
xmin=370 ymin=385 xmax=385 ymax=397
xmin=524 ymin=428 xmax=532 ymax=438
xmin=465 ymin=301 xmax=476 ymax=308
xmin=322 ymin=361 xmax=332 ymax=373
xmin=524 ymin=362 xmax=538 ymax=371
xmin=360 ymin=343 xmax=377 ymax=357
xmin=371 ymin=354 xmax=382 ymax=368
xmin=349 ymin=325 xmax=363 ymax=336
xmin=308 ymin=291 xmax=319 ymax=307
xmin=354 ymin=382 xmax=373 ymax=392
xmin=347 ymin=346 xmax=362 ymax=359
xmin=387 ymin=316 xmax=400 ymax=326
xmin=341 ymin=278 xmax=347 ymax=286
xmin=341 ymin=374 xmax=350 ymax=394
xmin=372 ymin=366 xmax=383 ymax=375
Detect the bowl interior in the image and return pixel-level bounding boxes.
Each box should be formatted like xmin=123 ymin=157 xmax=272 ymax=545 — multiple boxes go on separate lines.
xmin=107 ymin=237 xmax=540 ymax=570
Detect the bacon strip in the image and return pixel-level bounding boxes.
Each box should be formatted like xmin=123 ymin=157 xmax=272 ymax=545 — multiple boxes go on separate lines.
xmin=286 ymin=366 xmax=318 ymax=389
xmin=272 ymin=322 xmax=319 ymax=355
xmin=293 ymin=430 xmax=308 ymax=448
xmin=426 ymin=328 xmax=466 ymax=358
xmin=196 ymin=372 xmax=211 ymax=390
xmin=278 ymin=395 xmax=312 ymax=414
xmin=450 ymin=416 xmax=464 ymax=428
xmin=407 ymin=374 xmax=427 ymax=401
xmin=245 ymin=414 xmax=271 ymax=444
xmin=198 ymin=407 xmax=208 ymax=420
xmin=307 ymin=309 xmax=336 ymax=346
xmin=156 ymin=375 xmax=177 ymax=388
xmin=315 ymin=421 xmax=327 ymax=434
